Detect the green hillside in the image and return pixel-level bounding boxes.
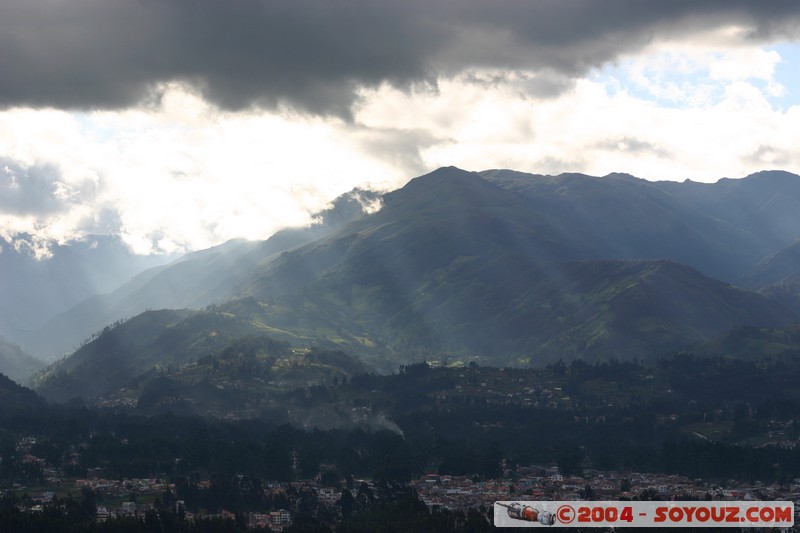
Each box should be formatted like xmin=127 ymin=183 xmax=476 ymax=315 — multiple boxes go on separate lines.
xmin=691 ymin=323 xmax=800 ymax=361
xmin=103 ymin=337 xmax=371 ymax=420
xmin=243 ymin=256 xmax=795 ymax=366
xmin=31 ymin=167 xmax=800 ymax=401
xmin=235 ymin=168 xmax=798 ymax=365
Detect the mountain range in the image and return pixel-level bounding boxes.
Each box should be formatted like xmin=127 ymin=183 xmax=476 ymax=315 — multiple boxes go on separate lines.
xmin=26 ymin=166 xmax=800 ymax=400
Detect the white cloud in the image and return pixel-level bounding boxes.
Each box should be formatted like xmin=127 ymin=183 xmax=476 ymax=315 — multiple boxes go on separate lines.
xmin=353 ymin=40 xmax=800 ymax=182
xmin=0 ymin=85 xmax=407 ymax=254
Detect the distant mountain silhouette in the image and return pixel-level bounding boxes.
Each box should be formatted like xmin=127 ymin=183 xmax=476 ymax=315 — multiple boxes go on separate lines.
xmin=482 ymin=169 xmax=800 ymax=281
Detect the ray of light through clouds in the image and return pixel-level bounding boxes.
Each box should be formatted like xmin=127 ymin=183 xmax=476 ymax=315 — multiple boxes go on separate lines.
xmin=0 ymin=1 xmax=799 ymax=255
xmin=0 ymin=87 xmax=406 ymax=254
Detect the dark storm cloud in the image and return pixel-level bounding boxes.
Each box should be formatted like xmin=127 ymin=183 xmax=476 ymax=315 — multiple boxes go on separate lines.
xmin=1 ymin=0 xmax=799 ymax=116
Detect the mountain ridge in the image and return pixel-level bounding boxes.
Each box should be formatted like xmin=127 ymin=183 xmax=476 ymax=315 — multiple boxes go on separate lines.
xmin=27 ymin=166 xmax=800 ymax=399
xmin=31 ymin=167 xmax=800 ymax=398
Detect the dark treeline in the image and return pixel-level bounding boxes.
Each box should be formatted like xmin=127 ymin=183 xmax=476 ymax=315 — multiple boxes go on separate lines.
xmin=4 ymin=362 xmax=800 ymax=488
xmin=6 ymin=405 xmax=797 ymax=488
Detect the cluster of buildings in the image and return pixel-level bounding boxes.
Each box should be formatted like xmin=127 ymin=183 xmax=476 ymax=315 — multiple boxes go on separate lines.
xmin=415 ymin=466 xmax=800 ymax=523
xmin=84 ymin=478 xmax=294 ymax=530
xmin=7 ymin=463 xmax=800 ymax=530
xmin=93 ymin=499 xmax=293 ymax=531
xmin=74 ymin=476 xmax=174 ymax=497
xmin=6 ymin=429 xmax=800 ymax=530
xmin=248 ymin=509 xmax=292 ymax=530
xmin=13 ymin=493 xmax=294 ymax=531
xmin=95 ymin=500 xmax=138 ymax=522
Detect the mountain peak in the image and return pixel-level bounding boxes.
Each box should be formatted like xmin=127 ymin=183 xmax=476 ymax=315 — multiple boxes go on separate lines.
xmin=739 ymin=170 xmax=800 ymax=184
xmin=381 ymin=166 xmax=504 ymax=213
xmin=405 ymin=166 xmax=478 ymax=186
xmin=603 ymin=172 xmax=642 ymax=182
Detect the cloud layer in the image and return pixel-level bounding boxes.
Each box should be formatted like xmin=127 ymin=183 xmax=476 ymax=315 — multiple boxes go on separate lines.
xmin=2 ymin=0 xmax=800 ymax=115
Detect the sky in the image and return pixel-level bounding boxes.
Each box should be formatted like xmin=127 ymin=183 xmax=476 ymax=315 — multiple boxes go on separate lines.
xmin=1 ymin=1 xmax=799 ymax=257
